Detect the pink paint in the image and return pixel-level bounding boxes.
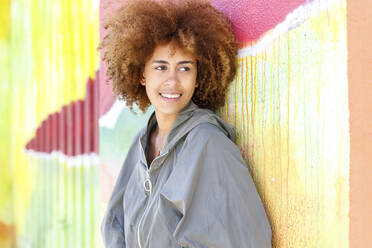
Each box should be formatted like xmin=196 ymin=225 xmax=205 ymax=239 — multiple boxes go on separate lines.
xmin=99 ymin=0 xmax=124 ymax=118
xmin=211 ymin=0 xmax=307 ymax=45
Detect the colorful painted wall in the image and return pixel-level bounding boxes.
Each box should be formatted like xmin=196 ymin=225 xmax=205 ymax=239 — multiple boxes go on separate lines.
xmin=0 ymin=0 xmax=101 ymax=247
xmin=218 ymin=0 xmax=349 ymax=246
xmin=1 ymin=0 xmax=371 ymax=247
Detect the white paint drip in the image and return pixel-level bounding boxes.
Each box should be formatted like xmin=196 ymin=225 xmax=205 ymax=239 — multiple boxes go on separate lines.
xmin=99 ymin=98 xmax=127 ymax=129
xmin=24 ymin=149 xmax=100 ymax=167
xmin=238 ymin=0 xmax=342 ymax=57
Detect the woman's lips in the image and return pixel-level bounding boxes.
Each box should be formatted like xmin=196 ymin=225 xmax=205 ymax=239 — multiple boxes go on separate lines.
xmin=159 ymin=93 xmax=182 ymax=101
xmin=160 ymin=93 xmax=181 ymax=98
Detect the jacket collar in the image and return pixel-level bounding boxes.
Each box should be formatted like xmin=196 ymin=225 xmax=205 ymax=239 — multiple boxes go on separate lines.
xmin=139 ymin=100 xmax=199 ymax=166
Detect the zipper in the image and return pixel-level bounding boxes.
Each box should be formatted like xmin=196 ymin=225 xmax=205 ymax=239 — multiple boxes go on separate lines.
xmin=137 ymin=167 xmax=151 ymax=248
xmin=137 ymin=147 xmax=169 ymax=248
xmin=143 ymin=170 xmax=152 ymax=194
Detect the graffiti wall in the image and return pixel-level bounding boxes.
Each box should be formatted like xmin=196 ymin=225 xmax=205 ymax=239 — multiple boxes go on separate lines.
xmin=0 ymin=0 xmax=101 ymax=247
xmin=216 ymin=0 xmax=349 ymax=246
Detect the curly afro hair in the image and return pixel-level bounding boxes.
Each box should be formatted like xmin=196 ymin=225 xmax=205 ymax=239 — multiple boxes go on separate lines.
xmin=100 ymin=0 xmax=238 ymax=112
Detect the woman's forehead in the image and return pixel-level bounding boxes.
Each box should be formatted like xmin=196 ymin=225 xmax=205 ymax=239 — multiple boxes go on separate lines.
xmin=148 ymin=42 xmax=196 ymax=62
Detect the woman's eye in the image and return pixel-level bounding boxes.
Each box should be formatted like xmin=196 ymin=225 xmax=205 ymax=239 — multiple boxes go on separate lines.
xmin=179 ymin=67 xmax=191 ymax=72
xmin=155 ymin=65 xmax=167 ymax=71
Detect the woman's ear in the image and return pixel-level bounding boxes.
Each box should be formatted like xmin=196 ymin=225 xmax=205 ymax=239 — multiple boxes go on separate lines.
xmin=140 ymin=75 xmax=146 ymax=86
xmin=195 ymin=82 xmax=198 ymax=88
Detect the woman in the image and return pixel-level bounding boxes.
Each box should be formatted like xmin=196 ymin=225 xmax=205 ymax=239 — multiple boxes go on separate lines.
xmin=100 ymin=0 xmax=272 ymax=247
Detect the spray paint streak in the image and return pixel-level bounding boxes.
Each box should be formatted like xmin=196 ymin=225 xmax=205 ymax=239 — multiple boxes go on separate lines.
xmin=241 ymin=60 xmax=246 ymax=149
xmin=245 ymin=58 xmax=250 ymax=160
xmin=277 ymin=36 xmax=283 ymax=226
xmin=271 ymin=41 xmax=276 ymax=205
xmin=253 ymin=57 xmax=258 ymax=170
xmin=261 ymin=52 xmax=266 ymax=197
xmin=260 ymin=55 xmax=266 ymax=196
xmin=287 ymin=32 xmax=290 ymax=218
xmin=249 ymin=56 xmax=254 ymax=166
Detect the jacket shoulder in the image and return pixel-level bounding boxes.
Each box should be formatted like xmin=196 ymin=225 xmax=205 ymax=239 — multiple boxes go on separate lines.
xmin=188 ymin=122 xmax=236 ymax=148
xmin=182 ymin=122 xmax=246 ymax=169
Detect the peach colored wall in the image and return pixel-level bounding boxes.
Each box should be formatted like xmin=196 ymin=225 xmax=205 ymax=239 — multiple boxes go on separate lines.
xmin=348 ymin=0 xmax=372 ymax=247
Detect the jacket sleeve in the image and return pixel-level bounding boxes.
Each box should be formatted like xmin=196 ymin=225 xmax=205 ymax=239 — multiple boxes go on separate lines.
xmin=160 ymin=123 xmax=272 ymax=248
xmin=101 ymin=131 xmax=142 ymax=247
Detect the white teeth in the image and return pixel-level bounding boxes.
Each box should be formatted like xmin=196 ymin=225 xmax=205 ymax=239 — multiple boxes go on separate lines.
xmin=160 ymin=93 xmax=181 ymax=99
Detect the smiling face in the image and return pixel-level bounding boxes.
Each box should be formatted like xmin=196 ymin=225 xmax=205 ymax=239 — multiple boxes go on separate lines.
xmin=141 ymin=42 xmax=198 ymax=120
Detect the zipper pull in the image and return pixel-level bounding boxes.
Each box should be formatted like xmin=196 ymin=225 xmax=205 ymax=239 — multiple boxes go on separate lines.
xmin=143 ymin=170 xmax=152 ymax=195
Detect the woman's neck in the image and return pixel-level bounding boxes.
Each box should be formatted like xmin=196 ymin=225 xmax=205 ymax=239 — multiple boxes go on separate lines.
xmin=146 ymin=111 xmax=178 ymax=164
xmin=154 ymin=111 xmax=178 ymax=138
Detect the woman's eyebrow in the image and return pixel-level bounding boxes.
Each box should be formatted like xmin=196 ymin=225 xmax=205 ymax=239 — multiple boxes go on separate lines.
xmin=178 ymin=61 xmax=194 ymax=65
xmin=152 ymin=60 xmax=169 ymax=64
xmin=151 ymin=60 xmax=194 ymax=65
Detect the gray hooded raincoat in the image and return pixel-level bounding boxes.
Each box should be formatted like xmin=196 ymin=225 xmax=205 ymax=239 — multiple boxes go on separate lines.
xmin=101 ymin=100 xmax=272 ymax=248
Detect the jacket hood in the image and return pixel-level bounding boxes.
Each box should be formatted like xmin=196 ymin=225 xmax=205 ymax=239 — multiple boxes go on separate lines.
xmin=140 ymin=100 xmax=235 ymax=158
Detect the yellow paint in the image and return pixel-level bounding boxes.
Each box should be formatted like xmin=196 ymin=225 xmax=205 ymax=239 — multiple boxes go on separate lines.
xmin=31 ymin=0 xmax=99 ymax=125
xmin=219 ymin=1 xmax=348 ymax=247
xmin=0 ymin=0 xmax=10 ymax=40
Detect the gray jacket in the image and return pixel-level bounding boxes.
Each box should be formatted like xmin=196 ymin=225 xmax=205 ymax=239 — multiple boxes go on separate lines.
xmin=101 ymin=100 xmax=272 ymax=248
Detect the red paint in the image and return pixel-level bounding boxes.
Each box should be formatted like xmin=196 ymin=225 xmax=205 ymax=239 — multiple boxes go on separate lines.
xmin=211 ymin=0 xmax=307 ymax=45
xmin=25 ymin=76 xmax=99 ymax=156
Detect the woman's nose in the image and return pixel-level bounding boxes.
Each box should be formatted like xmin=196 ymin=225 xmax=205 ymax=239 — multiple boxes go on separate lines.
xmin=164 ymin=69 xmax=179 ymax=84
